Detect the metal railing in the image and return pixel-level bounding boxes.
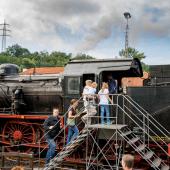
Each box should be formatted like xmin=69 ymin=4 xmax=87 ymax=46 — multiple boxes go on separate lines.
xmin=2 ymin=93 xmax=169 ymax=170
xmin=115 ymin=94 xmax=169 ymax=157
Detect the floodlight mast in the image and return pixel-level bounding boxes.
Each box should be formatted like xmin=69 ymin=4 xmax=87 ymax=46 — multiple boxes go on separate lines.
xmin=124 ymin=12 xmax=131 ymax=58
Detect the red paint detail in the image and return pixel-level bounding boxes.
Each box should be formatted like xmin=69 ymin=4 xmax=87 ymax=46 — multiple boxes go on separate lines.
xmin=13 ymin=130 xmax=22 ymax=140
xmin=0 ymin=114 xmax=48 ymax=120
xmin=2 ymin=121 xmax=36 ymax=152
xmin=168 ymin=143 xmax=170 ymax=156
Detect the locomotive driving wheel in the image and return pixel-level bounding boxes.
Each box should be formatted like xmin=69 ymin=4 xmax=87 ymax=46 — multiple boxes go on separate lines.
xmin=2 ymin=121 xmax=36 ymax=152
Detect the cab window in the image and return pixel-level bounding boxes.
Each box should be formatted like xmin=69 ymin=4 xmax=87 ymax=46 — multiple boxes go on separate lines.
xmin=67 ymin=77 xmax=80 ymax=94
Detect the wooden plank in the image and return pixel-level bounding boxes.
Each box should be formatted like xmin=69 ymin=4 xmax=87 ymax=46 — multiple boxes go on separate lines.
xmin=0 ymin=152 xmax=33 ymax=158
xmin=0 ymin=150 xmax=34 ymax=170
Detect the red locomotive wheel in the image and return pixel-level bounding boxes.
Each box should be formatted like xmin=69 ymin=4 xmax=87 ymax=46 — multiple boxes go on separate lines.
xmin=2 ymin=121 xmax=36 ymax=152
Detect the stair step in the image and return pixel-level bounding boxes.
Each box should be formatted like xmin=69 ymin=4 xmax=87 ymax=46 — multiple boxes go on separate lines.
xmin=135 ymin=144 xmax=145 ymax=152
xmin=46 ymin=166 xmax=54 ymax=170
xmin=65 ymin=143 xmax=79 ymax=150
xmin=77 ymin=133 xmax=88 ymax=139
xmin=161 ymin=165 xmax=169 ymax=170
xmin=122 ymin=130 xmax=132 ymax=136
xmin=71 ymin=137 xmax=85 ymax=144
xmin=81 ymin=129 xmax=89 ymax=134
xmin=55 ymin=154 xmax=69 ymax=162
xmin=58 ymin=149 xmax=72 ymax=156
xmin=144 ymin=151 xmax=154 ymax=160
xmin=54 ymin=157 xmax=64 ymax=162
xmin=129 ymin=137 xmax=139 ymax=144
xmin=152 ymin=158 xmax=161 ymax=168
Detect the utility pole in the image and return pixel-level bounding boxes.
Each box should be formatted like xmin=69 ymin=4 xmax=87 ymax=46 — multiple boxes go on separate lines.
xmin=0 ymin=20 xmax=11 ymax=52
xmin=124 ymin=12 xmax=131 ymax=58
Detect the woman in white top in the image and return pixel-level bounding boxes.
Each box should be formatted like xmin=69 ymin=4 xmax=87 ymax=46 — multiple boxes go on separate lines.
xmin=98 ymin=82 xmax=112 ymax=125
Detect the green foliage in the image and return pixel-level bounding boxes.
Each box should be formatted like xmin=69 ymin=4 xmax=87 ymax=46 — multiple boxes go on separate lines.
xmin=0 ymin=54 xmax=21 ymax=65
xmin=72 ymin=53 xmax=95 ymax=60
xmin=0 ymin=44 xmax=94 ymax=70
xmin=119 ymin=47 xmax=149 ymax=72
xmin=119 ymin=47 xmax=145 ymax=60
xmin=5 ymin=44 xmax=30 ymax=57
xmin=21 ymin=58 xmax=36 ymax=68
xmin=142 ymin=62 xmax=150 ymax=72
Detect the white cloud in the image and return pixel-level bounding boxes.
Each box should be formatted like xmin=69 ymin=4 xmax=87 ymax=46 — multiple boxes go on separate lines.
xmin=0 ymin=0 xmax=170 ymax=64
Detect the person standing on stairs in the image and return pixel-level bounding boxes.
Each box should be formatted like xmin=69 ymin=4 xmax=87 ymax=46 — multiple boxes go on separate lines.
xmin=121 ymin=154 xmax=134 ymax=170
xmin=66 ymin=99 xmax=79 ymax=145
xmin=43 ymin=108 xmax=61 ymax=165
xmin=98 ymin=82 xmax=112 ymax=125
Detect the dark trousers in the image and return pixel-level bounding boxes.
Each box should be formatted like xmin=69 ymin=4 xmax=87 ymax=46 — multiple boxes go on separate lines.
xmin=46 ymin=138 xmax=56 ymax=164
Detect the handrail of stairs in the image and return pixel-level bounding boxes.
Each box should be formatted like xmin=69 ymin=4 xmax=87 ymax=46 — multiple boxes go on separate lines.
xmin=115 ymin=94 xmax=169 ymax=157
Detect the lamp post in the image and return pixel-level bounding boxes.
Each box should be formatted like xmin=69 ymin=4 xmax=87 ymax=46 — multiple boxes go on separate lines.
xmin=124 ymin=12 xmax=131 ymax=58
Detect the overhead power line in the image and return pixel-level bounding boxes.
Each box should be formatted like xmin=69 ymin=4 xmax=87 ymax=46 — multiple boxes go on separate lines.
xmin=0 ymin=20 xmax=11 ymax=52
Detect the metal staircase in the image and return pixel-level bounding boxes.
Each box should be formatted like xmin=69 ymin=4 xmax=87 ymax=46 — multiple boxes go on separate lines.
xmin=116 ymin=94 xmax=170 ymax=170
xmin=118 ymin=126 xmax=169 ymax=170
xmin=45 ymin=128 xmax=94 ymax=170
xmin=43 ymin=96 xmax=97 ymax=170
xmin=42 ymin=94 xmax=169 ymax=170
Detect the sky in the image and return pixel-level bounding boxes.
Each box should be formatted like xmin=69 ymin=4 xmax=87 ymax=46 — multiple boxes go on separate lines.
xmin=0 ymin=0 xmax=170 ymax=65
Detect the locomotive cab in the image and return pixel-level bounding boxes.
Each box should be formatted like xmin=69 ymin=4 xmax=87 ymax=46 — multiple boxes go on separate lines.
xmin=63 ymin=58 xmax=143 ymax=111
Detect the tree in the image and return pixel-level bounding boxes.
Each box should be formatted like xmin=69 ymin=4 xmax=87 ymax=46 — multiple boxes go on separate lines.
xmin=72 ymin=53 xmax=95 ymax=60
xmin=5 ymin=44 xmax=30 ymax=57
xmin=119 ymin=47 xmax=145 ymax=60
xmin=119 ymin=47 xmax=149 ymax=71
xmin=0 ymin=44 xmax=96 ymax=68
xmin=21 ymin=58 xmax=35 ymax=68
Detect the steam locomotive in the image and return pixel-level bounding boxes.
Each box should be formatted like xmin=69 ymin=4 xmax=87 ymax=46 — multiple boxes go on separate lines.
xmin=0 ymin=58 xmax=143 ymax=152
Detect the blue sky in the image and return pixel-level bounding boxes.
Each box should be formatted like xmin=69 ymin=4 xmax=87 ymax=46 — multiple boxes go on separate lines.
xmin=0 ymin=0 xmax=170 ymax=65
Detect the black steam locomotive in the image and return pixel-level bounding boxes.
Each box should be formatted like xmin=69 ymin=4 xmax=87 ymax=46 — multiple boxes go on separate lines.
xmin=0 ymin=58 xmax=143 ymax=152
xmin=0 ymin=58 xmax=169 ymax=155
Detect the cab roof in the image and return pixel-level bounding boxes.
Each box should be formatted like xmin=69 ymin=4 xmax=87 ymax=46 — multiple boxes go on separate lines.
xmin=64 ymin=58 xmax=143 ymax=77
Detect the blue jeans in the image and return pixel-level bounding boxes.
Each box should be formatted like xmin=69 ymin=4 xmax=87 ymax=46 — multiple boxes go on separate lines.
xmin=46 ymin=138 xmax=56 ymax=164
xmin=66 ymin=125 xmax=79 ymax=145
xmin=100 ymin=105 xmax=110 ymax=125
